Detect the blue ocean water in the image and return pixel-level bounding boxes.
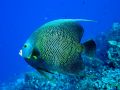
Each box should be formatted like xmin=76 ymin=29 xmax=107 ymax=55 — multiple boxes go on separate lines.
xmin=0 ymin=0 xmax=120 ymax=88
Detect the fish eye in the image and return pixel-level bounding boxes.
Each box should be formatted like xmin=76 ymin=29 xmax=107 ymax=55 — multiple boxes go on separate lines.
xmin=24 ymin=44 xmax=27 ymax=48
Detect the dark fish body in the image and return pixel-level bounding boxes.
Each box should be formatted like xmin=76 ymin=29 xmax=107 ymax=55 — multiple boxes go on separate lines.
xmin=20 ymin=19 xmax=96 ymax=76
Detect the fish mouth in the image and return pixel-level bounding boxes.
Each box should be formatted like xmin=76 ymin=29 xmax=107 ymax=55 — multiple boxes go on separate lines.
xmin=19 ymin=49 xmax=31 ymax=60
xmin=19 ymin=49 xmax=22 ymax=56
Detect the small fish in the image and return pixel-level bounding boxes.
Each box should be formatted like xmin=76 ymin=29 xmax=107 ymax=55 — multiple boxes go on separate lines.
xmin=19 ymin=19 xmax=96 ymax=78
xmin=108 ymin=40 xmax=120 ymax=48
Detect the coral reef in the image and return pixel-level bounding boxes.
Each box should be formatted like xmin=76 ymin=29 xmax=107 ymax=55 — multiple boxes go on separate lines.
xmin=1 ymin=22 xmax=120 ymax=90
xmin=106 ymin=23 xmax=120 ymax=68
xmin=93 ymin=69 xmax=120 ymax=90
xmin=0 ymin=72 xmax=88 ymax=90
xmin=1 ymin=68 xmax=120 ymax=90
xmin=96 ymin=22 xmax=120 ymax=68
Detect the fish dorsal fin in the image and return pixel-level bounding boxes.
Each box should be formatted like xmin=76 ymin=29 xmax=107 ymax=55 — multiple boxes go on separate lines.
xmin=55 ymin=19 xmax=97 ymax=22
xmin=43 ymin=19 xmax=96 ymax=42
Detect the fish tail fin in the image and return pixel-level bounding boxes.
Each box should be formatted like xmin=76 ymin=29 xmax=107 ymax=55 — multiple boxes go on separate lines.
xmin=83 ymin=40 xmax=96 ymax=57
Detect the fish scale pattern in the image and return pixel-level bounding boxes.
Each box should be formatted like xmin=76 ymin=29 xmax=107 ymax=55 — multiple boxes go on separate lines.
xmin=40 ymin=29 xmax=78 ymax=68
xmin=34 ymin=21 xmax=84 ymax=73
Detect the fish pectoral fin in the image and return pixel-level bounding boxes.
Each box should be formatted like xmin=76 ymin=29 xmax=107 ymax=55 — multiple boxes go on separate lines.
xmin=33 ymin=55 xmax=38 ymax=60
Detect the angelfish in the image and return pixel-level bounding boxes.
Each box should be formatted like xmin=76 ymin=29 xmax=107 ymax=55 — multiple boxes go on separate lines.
xmin=19 ymin=19 xmax=96 ymax=78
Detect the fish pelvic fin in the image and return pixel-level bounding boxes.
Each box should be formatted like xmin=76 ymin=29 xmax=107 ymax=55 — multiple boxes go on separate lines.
xmin=82 ymin=40 xmax=96 ymax=57
xmin=37 ymin=69 xmax=56 ymax=83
